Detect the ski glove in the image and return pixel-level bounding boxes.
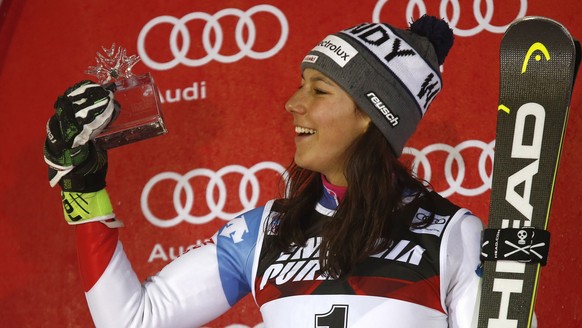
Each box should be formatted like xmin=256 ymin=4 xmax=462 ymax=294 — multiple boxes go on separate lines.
xmin=44 ymin=80 xmax=118 ymax=191
xmin=44 ymin=81 xmax=123 ymax=228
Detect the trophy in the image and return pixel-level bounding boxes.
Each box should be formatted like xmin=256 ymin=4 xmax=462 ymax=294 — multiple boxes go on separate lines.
xmin=86 ymin=44 xmax=168 ymax=149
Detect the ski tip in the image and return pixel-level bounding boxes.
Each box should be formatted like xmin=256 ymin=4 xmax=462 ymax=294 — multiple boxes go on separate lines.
xmin=507 ymin=16 xmax=571 ymax=33
xmin=504 ymin=16 xmax=575 ymax=46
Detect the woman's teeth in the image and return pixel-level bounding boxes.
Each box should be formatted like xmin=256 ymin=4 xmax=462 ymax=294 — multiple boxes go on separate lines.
xmin=295 ymin=126 xmax=316 ymax=135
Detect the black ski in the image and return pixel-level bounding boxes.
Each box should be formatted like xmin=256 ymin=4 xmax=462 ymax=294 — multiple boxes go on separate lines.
xmin=478 ymin=17 xmax=579 ymax=328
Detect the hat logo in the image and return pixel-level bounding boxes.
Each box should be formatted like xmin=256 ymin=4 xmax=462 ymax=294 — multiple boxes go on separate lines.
xmin=417 ymin=73 xmax=440 ymax=108
xmin=366 ymin=92 xmax=400 ymax=127
xmin=302 ymin=55 xmax=318 ymax=64
xmin=345 ymin=24 xmax=416 ymax=63
xmin=341 ymin=23 xmax=442 ymax=116
xmin=311 ymin=35 xmax=358 ymax=67
xmin=349 ymin=24 xmax=390 ymax=46
xmin=318 ymin=39 xmax=351 ymax=61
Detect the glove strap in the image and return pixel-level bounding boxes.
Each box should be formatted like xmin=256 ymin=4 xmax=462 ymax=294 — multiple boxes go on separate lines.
xmin=59 ymin=161 xmax=108 ymax=192
xmin=62 ymin=189 xmax=123 ymax=228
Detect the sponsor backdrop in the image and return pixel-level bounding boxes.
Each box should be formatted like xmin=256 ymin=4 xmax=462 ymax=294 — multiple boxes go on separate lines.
xmin=1 ymin=0 xmax=581 ymax=327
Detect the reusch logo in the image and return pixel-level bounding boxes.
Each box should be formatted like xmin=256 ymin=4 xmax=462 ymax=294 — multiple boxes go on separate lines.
xmin=366 ymin=92 xmax=400 ymax=127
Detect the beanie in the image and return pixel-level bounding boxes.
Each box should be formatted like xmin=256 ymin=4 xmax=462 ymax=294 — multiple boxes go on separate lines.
xmin=300 ymin=15 xmax=454 ymax=157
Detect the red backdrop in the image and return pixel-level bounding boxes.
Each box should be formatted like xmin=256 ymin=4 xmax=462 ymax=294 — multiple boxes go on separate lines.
xmin=1 ymin=0 xmax=581 ymax=327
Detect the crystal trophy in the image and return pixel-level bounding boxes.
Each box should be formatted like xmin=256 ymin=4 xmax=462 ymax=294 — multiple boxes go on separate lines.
xmin=86 ymin=44 xmax=167 ymax=149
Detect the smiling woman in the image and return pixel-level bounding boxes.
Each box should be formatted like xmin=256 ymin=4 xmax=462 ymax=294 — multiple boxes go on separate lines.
xmin=43 ymin=14 xmax=483 ymax=328
xmin=286 ymin=68 xmax=370 ymax=186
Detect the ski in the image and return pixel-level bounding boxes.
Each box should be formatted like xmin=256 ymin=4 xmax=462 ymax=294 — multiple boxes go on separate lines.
xmin=478 ymin=16 xmax=579 ymax=328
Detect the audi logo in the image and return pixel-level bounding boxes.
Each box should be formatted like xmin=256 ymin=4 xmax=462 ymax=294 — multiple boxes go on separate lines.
xmin=141 ymin=140 xmax=494 ymax=227
xmin=141 ymin=162 xmax=286 ymax=227
xmin=403 ymin=139 xmax=495 ymax=197
xmin=373 ymin=0 xmax=527 ymax=37
xmin=137 ymin=5 xmax=289 ymax=70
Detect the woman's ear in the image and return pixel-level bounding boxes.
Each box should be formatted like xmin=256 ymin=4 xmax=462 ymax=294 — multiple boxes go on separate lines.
xmin=356 ymin=107 xmax=372 ymax=132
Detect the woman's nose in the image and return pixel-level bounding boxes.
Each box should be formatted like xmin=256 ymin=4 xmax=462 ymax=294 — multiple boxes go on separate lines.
xmin=285 ymin=90 xmax=306 ymax=114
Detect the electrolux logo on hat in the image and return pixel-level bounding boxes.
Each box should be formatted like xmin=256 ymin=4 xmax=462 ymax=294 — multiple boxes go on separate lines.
xmin=366 ymin=92 xmax=399 ymax=127
xmin=311 ymin=35 xmax=358 ymax=67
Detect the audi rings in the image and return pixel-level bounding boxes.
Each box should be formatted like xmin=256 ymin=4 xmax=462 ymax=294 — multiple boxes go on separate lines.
xmin=403 ymin=139 xmax=495 ymax=197
xmin=373 ymin=0 xmax=527 ymax=37
xmin=141 ymin=162 xmax=286 ymax=228
xmin=142 ymin=141 xmax=493 ymax=227
xmin=137 ymin=5 xmax=289 ymax=70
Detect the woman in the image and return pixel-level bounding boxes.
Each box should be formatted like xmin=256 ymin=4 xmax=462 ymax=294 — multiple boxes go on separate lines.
xmin=44 ymin=15 xmax=483 ymax=328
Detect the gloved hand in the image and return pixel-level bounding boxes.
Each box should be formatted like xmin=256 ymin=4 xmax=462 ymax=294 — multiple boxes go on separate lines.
xmin=44 ymin=81 xmax=123 ymax=228
xmin=44 ymin=80 xmax=117 ymax=191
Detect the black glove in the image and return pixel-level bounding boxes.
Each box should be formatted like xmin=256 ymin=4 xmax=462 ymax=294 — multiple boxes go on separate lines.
xmin=45 ymin=81 xmax=123 ymax=228
xmin=44 ymin=80 xmax=118 ymax=192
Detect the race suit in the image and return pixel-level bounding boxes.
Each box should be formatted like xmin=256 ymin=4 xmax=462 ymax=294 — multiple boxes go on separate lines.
xmin=75 ymin=185 xmax=483 ymax=327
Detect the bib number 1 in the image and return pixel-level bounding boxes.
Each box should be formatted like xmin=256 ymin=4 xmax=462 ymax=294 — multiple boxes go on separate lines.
xmin=315 ymin=304 xmax=348 ymax=328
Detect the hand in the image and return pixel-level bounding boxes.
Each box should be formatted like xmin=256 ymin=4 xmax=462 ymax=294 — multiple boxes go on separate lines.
xmin=44 ymin=81 xmax=119 ymax=191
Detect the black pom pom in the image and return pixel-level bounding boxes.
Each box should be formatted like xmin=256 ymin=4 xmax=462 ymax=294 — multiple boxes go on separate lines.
xmin=409 ymin=15 xmax=454 ymax=65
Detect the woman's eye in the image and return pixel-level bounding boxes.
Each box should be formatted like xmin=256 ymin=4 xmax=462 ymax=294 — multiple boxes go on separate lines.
xmin=314 ymin=88 xmax=328 ymax=95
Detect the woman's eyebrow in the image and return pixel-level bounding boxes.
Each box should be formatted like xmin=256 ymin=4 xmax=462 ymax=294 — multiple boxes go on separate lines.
xmin=307 ymin=75 xmax=335 ymax=86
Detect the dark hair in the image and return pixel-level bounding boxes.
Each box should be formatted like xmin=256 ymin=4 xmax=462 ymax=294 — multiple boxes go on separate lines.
xmin=274 ymin=124 xmax=432 ymax=278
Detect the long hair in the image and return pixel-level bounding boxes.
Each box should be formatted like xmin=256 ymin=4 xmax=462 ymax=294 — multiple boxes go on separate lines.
xmin=274 ymin=124 xmax=432 ymax=278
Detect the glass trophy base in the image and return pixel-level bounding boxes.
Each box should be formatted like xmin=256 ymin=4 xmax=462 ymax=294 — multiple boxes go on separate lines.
xmin=95 ymin=73 xmax=167 ymax=149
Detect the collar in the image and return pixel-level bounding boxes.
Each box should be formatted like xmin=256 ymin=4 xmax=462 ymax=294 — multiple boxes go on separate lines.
xmin=319 ymin=174 xmax=347 ymax=213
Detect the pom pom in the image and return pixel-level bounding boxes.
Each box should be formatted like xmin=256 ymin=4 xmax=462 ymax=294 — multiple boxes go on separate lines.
xmin=409 ymin=15 xmax=454 ymax=65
